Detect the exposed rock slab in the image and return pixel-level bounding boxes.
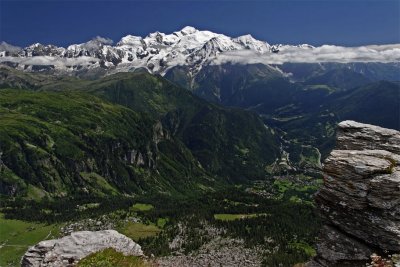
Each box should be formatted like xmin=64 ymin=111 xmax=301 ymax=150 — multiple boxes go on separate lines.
xmin=309 ymin=120 xmax=400 ymax=267
xmin=307 ymin=225 xmax=373 ymax=267
xmin=336 ymin=120 xmax=400 ymax=154
xmin=21 ymin=230 xmax=143 ymax=267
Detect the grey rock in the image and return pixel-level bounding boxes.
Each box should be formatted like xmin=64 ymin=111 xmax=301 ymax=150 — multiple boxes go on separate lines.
xmin=311 ymin=225 xmax=373 ymax=267
xmin=308 ymin=121 xmax=400 ymax=266
xmin=336 ymin=120 xmax=400 ymax=154
xmin=21 ymin=230 xmax=143 ymax=267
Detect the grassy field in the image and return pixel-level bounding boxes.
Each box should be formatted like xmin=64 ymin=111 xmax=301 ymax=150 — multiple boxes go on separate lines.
xmin=131 ymin=203 xmax=154 ymax=212
xmin=0 ymin=214 xmax=60 ymax=266
xmin=213 ymin=213 xmax=265 ymax=221
xmin=78 ymin=248 xmax=150 ymax=267
xmin=156 ymin=218 xmax=168 ymax=228
xmin=272 ymin=177 xmax=322 ymax=204
xmin=290 ymin=241 xmax=316 ymax=257
xmin=118 ymin=222 xmax=160 ymax=241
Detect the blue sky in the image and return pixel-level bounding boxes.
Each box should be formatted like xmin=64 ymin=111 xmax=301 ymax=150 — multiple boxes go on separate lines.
xmin=0 ymin=0 xmax=399 ymax=47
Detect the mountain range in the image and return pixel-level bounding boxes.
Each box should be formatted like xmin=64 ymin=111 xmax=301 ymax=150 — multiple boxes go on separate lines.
xmin=0 ymin=26 xmax=399 ymax=199
xmin=1 ymin=26 xmax=399 ymax=79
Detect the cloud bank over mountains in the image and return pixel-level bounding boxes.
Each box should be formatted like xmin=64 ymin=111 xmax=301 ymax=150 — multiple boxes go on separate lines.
xmin=0 ymin=56 xmax=100 ymax=67
xmin=2 ymin=43 xmax=398 ymax=68
xmin=0 ymin=26 xmax=399 ymax=72
xmin=212 ymin=44 xmax=400 ymax=65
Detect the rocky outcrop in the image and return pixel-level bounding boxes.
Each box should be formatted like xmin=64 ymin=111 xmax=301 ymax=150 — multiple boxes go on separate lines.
xmin=309 ymin=120 xmax=400 ymax=267
xmin=21 ymin=230 xmax=143 ymax=267
xmin=336 ymin=120 xmax=400 ymax=154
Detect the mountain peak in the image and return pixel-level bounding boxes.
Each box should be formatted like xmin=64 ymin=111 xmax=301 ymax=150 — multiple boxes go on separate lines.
xmin=180 ymin=26 xmax=198 ymax=35
xmin=237 ymin=34 xmax=254 ymax=40
xmin=117 ymin=35 xmax=143 ymax=46
xmin=89 ymin=36 xmax=114 ymax=45
xmin=233 ymin=34 xmax=270 ymax=53
xmin=0 ymin=41 xmax=21 ymax=53
xmin=1 ymin=26 xmax=397 ymax=76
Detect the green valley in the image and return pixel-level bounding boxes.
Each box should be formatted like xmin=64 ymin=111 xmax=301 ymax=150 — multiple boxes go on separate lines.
xmin=0 ymin=62 xmax=398 ymax=267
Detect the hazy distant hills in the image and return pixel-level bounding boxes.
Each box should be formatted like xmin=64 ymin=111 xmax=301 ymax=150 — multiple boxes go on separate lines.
xmin=165 ymin=62 xmax=399 ymax=159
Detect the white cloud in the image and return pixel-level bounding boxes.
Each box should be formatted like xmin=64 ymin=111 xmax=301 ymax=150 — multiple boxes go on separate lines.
xmin=0 ymin=43 xmax=398 ymax=69
xmin=0 ymin=56 xmax=99 ymax=68
xmin=211 ymin=44 xmax=400 ymax=65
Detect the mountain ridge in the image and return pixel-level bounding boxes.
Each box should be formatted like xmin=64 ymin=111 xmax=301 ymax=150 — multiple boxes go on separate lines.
xmin=0 ymin=69 xmax=280 ymax=198
xmin=1 ymin=26 xmax=399 ymax=78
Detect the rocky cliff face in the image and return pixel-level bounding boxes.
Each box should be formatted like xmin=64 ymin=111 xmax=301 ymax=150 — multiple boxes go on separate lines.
xmin=309 ymin=120 xmax=400 ymax=267
xmin=21 ymin=230 xmax=143 ymax=267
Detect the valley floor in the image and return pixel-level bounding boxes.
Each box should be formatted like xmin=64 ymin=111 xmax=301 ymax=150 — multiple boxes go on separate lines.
xmin=0 ymin=174 xmax=321 ymax=267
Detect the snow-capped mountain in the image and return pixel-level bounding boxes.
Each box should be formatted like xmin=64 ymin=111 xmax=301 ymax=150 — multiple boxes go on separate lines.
xmin=0 ymin=26 xmax=278 ymax=75
xmin=0 ymin=26 xmax=399 ymax=77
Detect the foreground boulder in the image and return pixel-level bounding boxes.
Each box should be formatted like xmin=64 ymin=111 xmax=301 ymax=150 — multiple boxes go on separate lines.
xmin=309 ymin=120 xmax=400 ymax=267
xmin=21 ymin=230 xmax=143 ymax=267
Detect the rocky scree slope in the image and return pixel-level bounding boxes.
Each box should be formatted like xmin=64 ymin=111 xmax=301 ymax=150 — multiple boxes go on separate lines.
xmin=308 ymin=120 xmax=400 ymax=267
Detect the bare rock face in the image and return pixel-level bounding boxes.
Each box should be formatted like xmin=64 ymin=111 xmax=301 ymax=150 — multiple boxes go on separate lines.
xmin=21 ymin=230 xmax=143 ymax=267
xmin=309 ymin=120 xmax=400 ymax=267
xmin=336 ymin=120 xmax=400 ymax=154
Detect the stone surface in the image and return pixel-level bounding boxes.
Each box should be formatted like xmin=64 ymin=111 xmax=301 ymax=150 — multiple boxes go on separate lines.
xmin=336 ymin=120 xmax=400 ymax=154
xmin=21 ymin=230 xmax=143 ymax=267
xmin=308 ymin=225 xmax=373 ymax=267
xmin=309 ymin=120 xmax=400 ymax=267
